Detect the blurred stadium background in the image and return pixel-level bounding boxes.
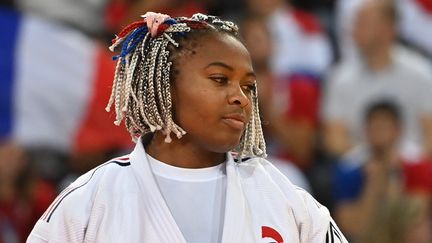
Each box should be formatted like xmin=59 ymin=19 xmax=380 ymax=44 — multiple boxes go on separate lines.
xmin=1 ymin=0 xmax=431 ymax=242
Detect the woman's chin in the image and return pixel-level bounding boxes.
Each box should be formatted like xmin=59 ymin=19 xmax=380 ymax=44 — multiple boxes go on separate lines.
xmin=211 ymin=139 xmax=242 ymax=154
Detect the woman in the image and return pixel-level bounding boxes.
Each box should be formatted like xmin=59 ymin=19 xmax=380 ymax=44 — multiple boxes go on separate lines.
xmin=27 ymin=12 xmax=347 ymax=243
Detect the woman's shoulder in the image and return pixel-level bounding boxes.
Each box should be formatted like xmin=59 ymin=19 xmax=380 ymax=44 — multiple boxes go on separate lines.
xmin=237 ymin=157 xmax=311 ymax=197
xmin=27 ymin=155 xmax=136 ymax=242
xmin=235 ymin=157 xmax=347 ymax=242
xmin=238 ymin=157 xmax=330 ymax=216
xmin=41 ymin=155 xmax=134 ymax=221
xmin=67 ymin=155 xmax=133 ymax=193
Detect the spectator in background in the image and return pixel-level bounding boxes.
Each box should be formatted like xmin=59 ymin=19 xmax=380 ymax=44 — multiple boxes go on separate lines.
xmin=332 ymin=100 xmax=432 ymax=241
xmin=362 ymin=196 xmax=432 ymax=243
xmin=336 ymin=0 xmax=432 ymax=61
xmin=323 ymin=0 xmax=432 ymax=160
xmin=243 ymin=0 xmax=331 ymax=169
xmin=239 ymin=15 xmax=312 ymax=192
xmin=246 ymin=0 xmax=332 ymax=77
xmin=0 ymin=143 xmax=56 ymax=243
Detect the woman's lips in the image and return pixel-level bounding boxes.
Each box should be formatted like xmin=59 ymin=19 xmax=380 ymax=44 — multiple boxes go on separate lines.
xmin=222 ymin=114 xmax=246 ymax=130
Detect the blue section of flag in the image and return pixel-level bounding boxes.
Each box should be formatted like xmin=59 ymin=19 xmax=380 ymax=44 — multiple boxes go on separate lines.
xmin=0 ymin=8 xmax=20 ymax=139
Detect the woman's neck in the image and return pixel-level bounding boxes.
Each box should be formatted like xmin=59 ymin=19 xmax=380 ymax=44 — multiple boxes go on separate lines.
xmin=144 ymin=133 xmax=226 ymax=169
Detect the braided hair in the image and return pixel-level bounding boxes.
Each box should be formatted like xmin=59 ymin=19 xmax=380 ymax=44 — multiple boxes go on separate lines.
xmin=106 ymin=13 xmax=266 ymax=158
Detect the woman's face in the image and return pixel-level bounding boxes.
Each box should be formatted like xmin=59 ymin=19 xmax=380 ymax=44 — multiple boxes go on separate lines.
xmin=172 ymin=33 xmax=255 ymax=153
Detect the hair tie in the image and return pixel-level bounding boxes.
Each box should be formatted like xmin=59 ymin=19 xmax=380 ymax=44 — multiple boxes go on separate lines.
xmin=141 ymin=12 xmax=171 ymax=37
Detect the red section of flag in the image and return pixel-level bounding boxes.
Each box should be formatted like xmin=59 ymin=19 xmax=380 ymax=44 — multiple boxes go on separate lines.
xmin=73 ymin=47 xmax=132 ymax=154
xmin=261 ymin=226 xmax=284 ymax=243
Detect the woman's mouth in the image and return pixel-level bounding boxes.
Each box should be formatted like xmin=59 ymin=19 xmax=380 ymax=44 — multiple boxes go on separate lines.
xmin=222 ymin=114 xmax=246 ymax=130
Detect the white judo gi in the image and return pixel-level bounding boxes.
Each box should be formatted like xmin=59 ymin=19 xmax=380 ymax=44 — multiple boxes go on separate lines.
xmin=27 ymin=139 xmax=347 ymax=243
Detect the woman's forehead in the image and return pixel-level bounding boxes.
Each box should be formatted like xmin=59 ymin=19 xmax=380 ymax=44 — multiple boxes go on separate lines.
xmin=180 ymin=34 xmax=253 ymax=70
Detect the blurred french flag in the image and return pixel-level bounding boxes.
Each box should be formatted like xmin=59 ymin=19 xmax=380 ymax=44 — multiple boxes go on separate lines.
xmin=0 ymin=8 xmax=132 ymax=154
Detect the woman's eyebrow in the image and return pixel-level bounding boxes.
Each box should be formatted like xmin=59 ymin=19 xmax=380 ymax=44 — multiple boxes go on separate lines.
xmin=245 ymin=72 xmax=256 ymax=79
xmin=205 ymin=62 xmax=256 ymax=78
xmin=205 ymin=62 xmax=234 ymax=71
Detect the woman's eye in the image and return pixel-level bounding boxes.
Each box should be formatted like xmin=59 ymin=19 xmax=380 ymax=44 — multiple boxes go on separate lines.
xmin=210 ymin=76 xmax=228 ymax=84
xmin=242 ymin=83 xmax=256 ymax=93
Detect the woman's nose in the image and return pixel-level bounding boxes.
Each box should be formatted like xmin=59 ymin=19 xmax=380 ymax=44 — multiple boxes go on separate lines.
xmin=227 ymin=85 xmax=250 ymax=108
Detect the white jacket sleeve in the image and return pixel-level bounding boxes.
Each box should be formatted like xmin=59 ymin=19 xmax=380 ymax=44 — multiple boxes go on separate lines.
xmin=26 ymin=168 xmax=100 ymax=243
xmin=297 ymin=188 xmax=348 ymax=243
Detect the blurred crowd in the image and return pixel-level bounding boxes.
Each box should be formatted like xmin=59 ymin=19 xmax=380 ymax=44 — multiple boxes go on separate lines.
xmin=1 ymin=0 xmax=432 ymax=242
